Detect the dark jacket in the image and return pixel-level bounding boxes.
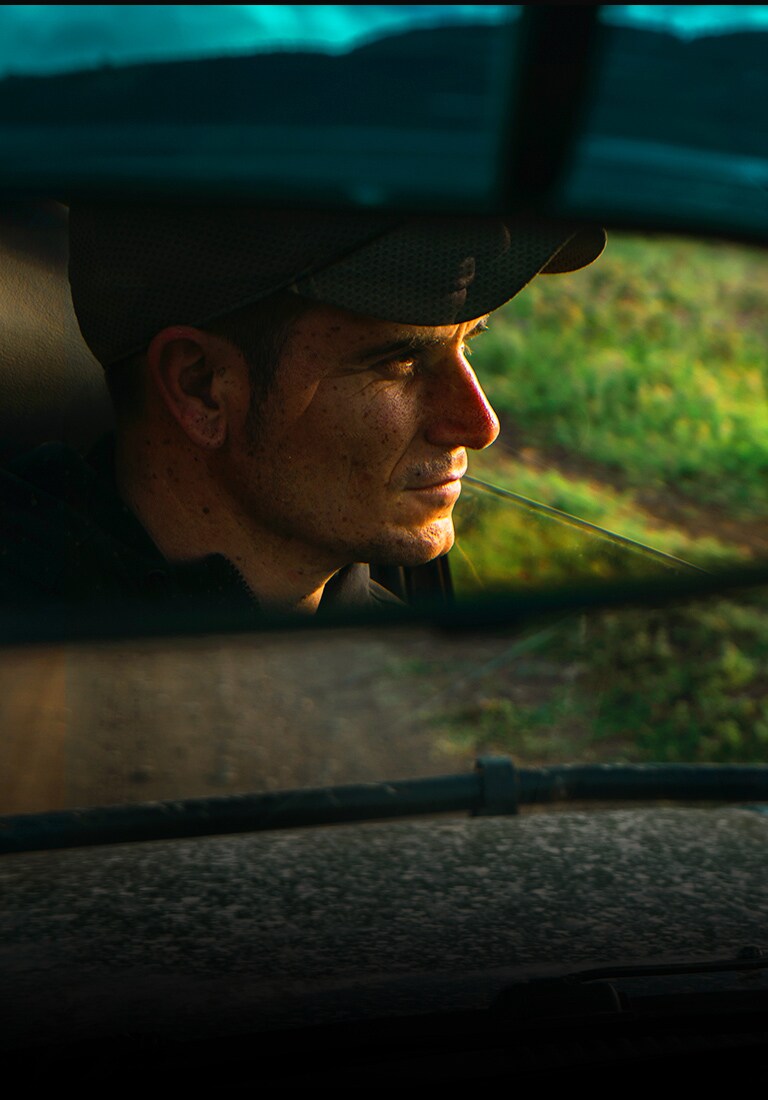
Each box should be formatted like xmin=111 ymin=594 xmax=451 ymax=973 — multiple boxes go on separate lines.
xmin=0 ymin=436 xmax=399 ymax=614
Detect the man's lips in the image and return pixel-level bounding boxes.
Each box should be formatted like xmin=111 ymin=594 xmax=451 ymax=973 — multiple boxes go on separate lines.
xmin=404 ymin=465 xmax=467 ymax=491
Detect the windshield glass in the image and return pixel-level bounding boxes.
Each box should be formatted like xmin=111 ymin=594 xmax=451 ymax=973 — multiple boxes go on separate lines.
xmin=4 ymin=579 xmax=768 ymax=817
xmin=0 ymin=4 xmax=520 ymax=208
xmin=451 ymin=228 xmax=768 ymax=592
xmin=3 ymin=217 xmax=768 ymax=815
xmin=0 ymin=5 xmax=515 ymax=74
xmin=2 ymin=5 xmax=768 ymax=820
xmin=555 ymin=4 xmax=768 ymax=239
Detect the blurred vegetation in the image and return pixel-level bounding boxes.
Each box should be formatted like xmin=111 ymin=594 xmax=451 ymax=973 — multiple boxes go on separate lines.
xmin=431 ymin=595 xmax=768 ymax=765
xmin=584 ymin=595 xmax=768 ymax=762
xmin=438 ymin=231 xmax=768 ymax=765
xmin=471 ymin=231 xmax=768 ymax=516
xmin=452 ymin=478 xmax=733 ymax=593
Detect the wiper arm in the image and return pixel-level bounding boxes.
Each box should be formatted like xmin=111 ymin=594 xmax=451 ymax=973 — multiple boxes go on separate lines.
xmin=463 ymin=475 xmax=709 ymax=575
xmin=3 ymin=756 xmax=768 ymax=854
xmin=494 ymin=946 xmax=768 ymax=1023
xmin=528 ymin=946 xmax=768 ymax=987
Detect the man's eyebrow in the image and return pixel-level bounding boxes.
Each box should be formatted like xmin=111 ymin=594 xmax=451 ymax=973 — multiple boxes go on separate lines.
xmin=349 ymin=316 xmax=490 ymax=364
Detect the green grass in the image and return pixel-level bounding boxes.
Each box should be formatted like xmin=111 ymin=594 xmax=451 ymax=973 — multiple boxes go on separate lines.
xmin=470 ymin=231 xmax=768 ymax=517
xmin=450 ymin=230 xmax=768 ymax=590
xmin=429 ymin=230 xmax=768 ymax=765
xmin=451 ymin=461 xmax=737 ymax=594
xmin=430 ymin=595 xmax=768 ymax=766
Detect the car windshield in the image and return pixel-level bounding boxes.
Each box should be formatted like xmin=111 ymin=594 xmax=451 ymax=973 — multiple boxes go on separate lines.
xmin=1 ymin=3 xmax=768 ymax=819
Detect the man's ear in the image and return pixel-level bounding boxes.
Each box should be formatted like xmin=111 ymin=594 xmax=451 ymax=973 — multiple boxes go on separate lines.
xmin=146 ymin=327 xmax=228 ymax=449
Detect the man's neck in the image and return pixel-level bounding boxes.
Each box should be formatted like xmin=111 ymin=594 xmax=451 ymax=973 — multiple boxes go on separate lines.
xmin=114 ymin=434 xmax=337 ymax=614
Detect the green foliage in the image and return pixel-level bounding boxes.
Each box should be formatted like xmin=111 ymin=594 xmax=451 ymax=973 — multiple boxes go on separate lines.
xmin=433 ymin=690 xmax=596 ymax=764
xmin=432 ymin=231 xmax=768 ymax=767
xmin=583 ymin=596 xmax=768 ymax=762
xmin=433 ymin=597 xmax=768 ymax=766
xmin=451 ymin=465 xmax=736 ymax=594
xmin=472 ymin=232 xmax=768 ymax=517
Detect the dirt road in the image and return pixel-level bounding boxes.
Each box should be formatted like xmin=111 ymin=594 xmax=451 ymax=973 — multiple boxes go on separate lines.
xmin=1 ymin=625 xmax=506 ymax=815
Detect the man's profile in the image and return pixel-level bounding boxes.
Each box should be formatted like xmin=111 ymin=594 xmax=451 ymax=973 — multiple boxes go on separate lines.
xmin=0 ymin=206 xmax=605 ymax=614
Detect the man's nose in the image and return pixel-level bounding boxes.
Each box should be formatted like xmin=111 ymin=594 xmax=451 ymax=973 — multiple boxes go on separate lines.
xmin=424 ymin=353 xmax=500 ymax=451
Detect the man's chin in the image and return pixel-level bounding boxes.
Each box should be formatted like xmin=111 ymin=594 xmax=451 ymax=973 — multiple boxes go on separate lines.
xmin=368 ymin=521 xmax=455 ymax=569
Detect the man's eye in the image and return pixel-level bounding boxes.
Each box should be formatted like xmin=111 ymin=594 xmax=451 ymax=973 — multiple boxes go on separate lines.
xmin=375 ymin=356 xmax=419 ymax=378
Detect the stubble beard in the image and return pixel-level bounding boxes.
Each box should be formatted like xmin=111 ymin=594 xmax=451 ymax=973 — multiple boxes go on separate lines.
xmin=363 ymin=517 xmax=456 ymax=569
xmin=241 ymin=363 xmax=456 ymax=570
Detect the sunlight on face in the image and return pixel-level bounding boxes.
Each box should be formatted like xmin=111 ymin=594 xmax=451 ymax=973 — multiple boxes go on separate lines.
xmin=223 ymin=303 xmax=499 ymax=572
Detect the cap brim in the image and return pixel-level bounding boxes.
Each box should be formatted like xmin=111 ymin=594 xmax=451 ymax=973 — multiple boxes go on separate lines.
xmin=293 ymin=217 xmax=607 ymax=326
xmin=69 ymin=206 xmax=606 ymax=365
xmin=542 ymin=225 xmax=607 ymax=274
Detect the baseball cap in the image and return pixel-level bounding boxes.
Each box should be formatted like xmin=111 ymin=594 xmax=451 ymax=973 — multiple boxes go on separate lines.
xmin=68 ymin=205 xmax=606 ymax=367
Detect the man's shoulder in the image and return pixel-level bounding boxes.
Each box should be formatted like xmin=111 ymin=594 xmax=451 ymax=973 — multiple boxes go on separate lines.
xmin=0 ymin=437 xmax=162 ymax=602
xmin=2 ymin=439 xmax=90 ymax=493
xmin=0 ymin=441 xmax=94 ymax=596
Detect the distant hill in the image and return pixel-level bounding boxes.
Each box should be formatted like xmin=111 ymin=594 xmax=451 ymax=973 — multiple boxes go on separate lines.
xmin=0 ymin=20 xmax=764 ymax=161
xmin=0 ymin=23 xmax=497 ymax=130
xmin=585 ymin=24 xmax=768 ymax=158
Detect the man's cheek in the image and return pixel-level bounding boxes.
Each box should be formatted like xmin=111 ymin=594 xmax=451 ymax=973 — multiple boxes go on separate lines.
xmin=355 ymin=398 xmax=415 ymax=457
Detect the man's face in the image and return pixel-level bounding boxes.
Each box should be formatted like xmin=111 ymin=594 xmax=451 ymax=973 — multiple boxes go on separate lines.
xmin=219 ymin=303 xmax=500 ymax=572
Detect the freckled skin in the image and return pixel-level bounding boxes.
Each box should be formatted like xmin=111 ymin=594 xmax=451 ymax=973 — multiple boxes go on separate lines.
xmin=216 ymin=303 xmax=500 ymax=571
xmin=118 ymin=303 xmax=499 ymax=613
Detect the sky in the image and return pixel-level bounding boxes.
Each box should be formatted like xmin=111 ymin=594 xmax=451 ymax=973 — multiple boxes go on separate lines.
xmin=603 ymin=5 xmax=768 ymax=39
xmin=0 ymin=5 xmax=766 ymax=81
xmin=0 ymin=6 xmax=512 ymax=78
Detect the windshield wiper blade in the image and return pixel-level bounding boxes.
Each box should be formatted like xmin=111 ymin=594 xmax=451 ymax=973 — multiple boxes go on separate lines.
xmin=493 ymin=947 xmax=768 ymax=1023
xmin=3 ymin=757 xmax=768 ymax=855
xmin=527 ymin=946 xmax=768 ymax=987
xmin=463 ymin=475 xmax=709 ymax=575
